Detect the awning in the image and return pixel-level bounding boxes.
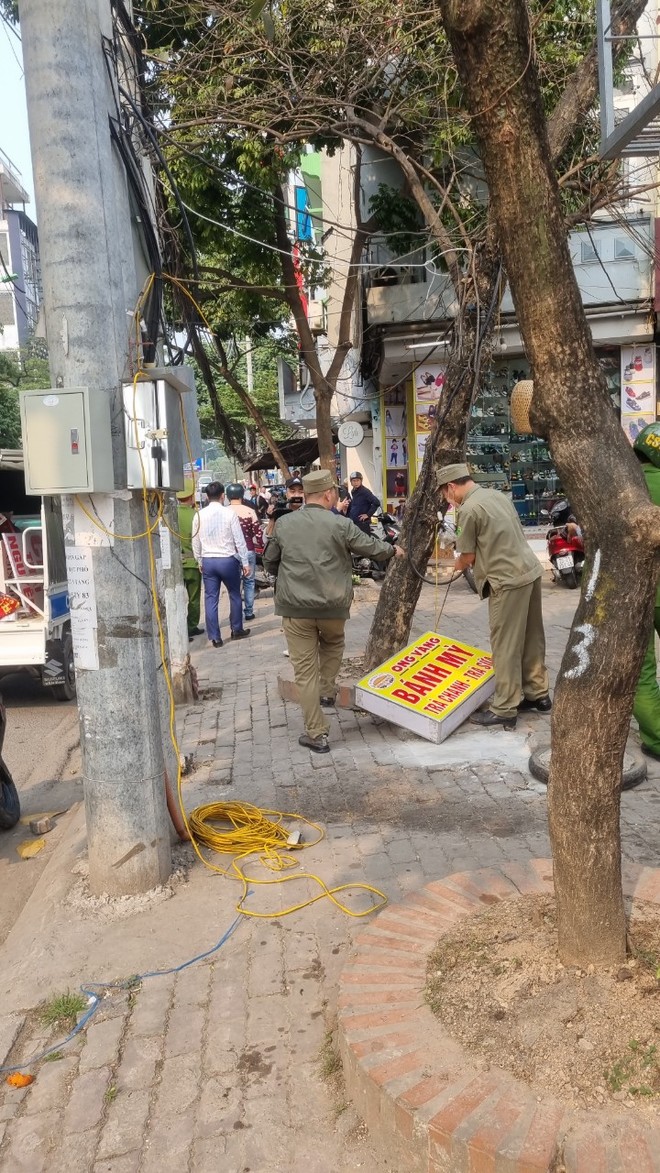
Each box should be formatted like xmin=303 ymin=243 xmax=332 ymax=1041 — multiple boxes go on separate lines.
xmin=244 ymin=435 xmax=336 ymax=472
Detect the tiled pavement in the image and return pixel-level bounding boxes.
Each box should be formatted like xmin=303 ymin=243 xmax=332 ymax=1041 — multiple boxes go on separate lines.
xmin=0 ymin=574 xmax=658 ymax=1171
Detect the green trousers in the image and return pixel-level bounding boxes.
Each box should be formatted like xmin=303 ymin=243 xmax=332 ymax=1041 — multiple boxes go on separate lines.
xmin=282 ymin=616 xmax=346 ymax=738
xmin=633 ymin=604 xmax=660 ymax=754
xmin=183 ymin=564 xmax=201 ymax=634
xmin=487 ymin=577 xmax=549 ymax=719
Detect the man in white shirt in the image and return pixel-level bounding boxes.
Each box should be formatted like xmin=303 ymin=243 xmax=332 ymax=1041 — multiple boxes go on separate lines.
xmin=191 ymin=481 xmax=251 ymax=647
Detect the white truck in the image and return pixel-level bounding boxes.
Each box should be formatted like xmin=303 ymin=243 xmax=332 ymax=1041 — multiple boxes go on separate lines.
xmin=0 ymin=449 xmax=74 ymax=701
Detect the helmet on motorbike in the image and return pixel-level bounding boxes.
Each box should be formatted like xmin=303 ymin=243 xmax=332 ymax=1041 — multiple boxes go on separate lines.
xmin=633 ymin=423 xmax=660 ymax=468
xmin=225 ymin=483 xmax=245 ymax=500
xmin=549 ymin=500 xmax=572 ymax=527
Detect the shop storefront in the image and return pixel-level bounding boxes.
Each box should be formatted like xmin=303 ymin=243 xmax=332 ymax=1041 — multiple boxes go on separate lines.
xmin=379 ymin=345 xmax=657 ymax=524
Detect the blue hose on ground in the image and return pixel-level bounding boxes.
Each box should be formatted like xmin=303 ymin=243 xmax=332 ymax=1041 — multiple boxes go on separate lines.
xmin=0 ymin=912 xmax=244 ymax=1074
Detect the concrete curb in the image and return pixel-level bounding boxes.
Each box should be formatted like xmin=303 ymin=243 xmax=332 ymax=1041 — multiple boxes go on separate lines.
xmin=337 ymin=859 xmax=660 ymax=1172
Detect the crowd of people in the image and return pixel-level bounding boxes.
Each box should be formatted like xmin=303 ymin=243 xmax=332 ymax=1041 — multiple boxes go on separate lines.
xmin=176 ymin=471 xmax=388 ymax=651
xmin=175 ymin=439 xmax=660 ymax=766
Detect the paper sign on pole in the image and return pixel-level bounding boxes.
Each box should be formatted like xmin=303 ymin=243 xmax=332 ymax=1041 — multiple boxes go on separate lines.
xmin=355 ymin=631 xmax=495 ymax=743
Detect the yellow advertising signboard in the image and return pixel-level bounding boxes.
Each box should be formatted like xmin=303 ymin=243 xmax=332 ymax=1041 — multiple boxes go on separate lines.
xmin=355 ymin=632 xmax=495 ymax=744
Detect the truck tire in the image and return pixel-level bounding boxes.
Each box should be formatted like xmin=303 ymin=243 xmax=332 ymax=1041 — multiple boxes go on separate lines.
xmin=52 ymin=631 xmax=76 ymax=702
xmin=0 ymin=762 xmax=20 ymax=829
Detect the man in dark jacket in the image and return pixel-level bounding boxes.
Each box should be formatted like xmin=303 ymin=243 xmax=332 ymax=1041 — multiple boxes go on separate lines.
xmin=264 ymin=469 xmax=404 ymax=753
xmin=347 ymin=472 xmax=381 ymax=534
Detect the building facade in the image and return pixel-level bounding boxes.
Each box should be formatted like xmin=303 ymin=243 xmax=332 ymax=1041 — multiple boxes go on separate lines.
xmin=0 ymin=149 xmax=41 ymax=353
xmin=278 ymin=5 xmax=660 ymax=523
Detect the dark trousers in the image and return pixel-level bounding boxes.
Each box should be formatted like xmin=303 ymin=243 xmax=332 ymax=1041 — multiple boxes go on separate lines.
xmin=182 ymin=564 xmax=201 ymax=633
xmin=202 ymin=557 xmax=243 ymax=641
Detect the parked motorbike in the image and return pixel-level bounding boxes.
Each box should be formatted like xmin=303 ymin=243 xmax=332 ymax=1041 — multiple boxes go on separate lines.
xmin=0 ymin=693 xmax=19 ymax=829
xmin=541 ymin=501 xmax=585 ymax=589
xmin=253 ymin=522 xmax=276 ymax=592
xmin=352 ymin=513 xmax=400 ymax=580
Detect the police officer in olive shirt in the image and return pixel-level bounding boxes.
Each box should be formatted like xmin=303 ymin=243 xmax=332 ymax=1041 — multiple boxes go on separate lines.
xmin=438 ymin=463 xmax=550 ymax=730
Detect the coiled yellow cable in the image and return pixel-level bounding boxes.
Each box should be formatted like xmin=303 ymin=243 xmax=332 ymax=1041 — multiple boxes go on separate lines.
xmin=186 ymin=800 xmax=388 ymax=919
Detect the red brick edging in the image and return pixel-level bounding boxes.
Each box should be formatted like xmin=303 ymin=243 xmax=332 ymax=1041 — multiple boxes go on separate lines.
xmin=337 ymin=859 xmax=660 ymax=1172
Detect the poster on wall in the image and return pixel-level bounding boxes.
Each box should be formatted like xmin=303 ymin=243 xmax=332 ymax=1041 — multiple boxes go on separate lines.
xmin=386 ymin=469 xmax=408 ymax=499
xmin=384 ymin=404 xmax=407 ymax=438
xmin=383 ymin=383 xmax=411 ymax=518
xmin=624 ymin=415 xmax=656 ymax=445
xmin=415 ymin=402 xmax=438 ymax=433
xmin=414 ymin=365 xmax=446 ymax=401
xmin=620 ymin=344 xmax=656 ymax=444
xmin=385 ymin=435 xmax=408 ymax=467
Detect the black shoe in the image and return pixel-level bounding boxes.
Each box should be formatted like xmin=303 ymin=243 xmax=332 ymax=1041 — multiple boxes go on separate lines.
xmin=299 ymin=733 xmax=330 ymax=754
xmin=212 ymin=639 xmax=223 ymax=648
xmin=244 ymin=614 xmax=256 ymax=621
xmin=641 ymin=744 xmax=660 ymax=762
xmin=320 ymin=696 xmax=336 ymax=708
xmin=469 ymin=709 xmax=517 ymax=731
xmin=189 ymin=627 xmax=204 ymax=636
xmin=518 ymin=695 xmax=552 ymax=713
xmin=231 ymin=629 xmax=251 ymax=640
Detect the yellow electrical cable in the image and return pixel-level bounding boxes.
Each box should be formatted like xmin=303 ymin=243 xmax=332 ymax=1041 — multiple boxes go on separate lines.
xmin=77 ymin=274 xmax=389 ymax=922
xmin=73 ymin=491 xmax=164 ymax=541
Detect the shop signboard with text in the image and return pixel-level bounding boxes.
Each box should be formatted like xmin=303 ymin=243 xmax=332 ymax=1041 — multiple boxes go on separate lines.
xmin=355 ymin=631 xmax=495 ymax=743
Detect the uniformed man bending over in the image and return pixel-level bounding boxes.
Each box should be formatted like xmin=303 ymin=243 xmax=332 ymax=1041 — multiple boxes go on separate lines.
xmin=437 ymin=463 xmax=550 ymax=731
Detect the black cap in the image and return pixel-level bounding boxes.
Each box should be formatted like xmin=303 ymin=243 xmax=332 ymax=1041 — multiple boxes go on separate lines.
xmin=286 ymin=476 xmax=303 ymax=489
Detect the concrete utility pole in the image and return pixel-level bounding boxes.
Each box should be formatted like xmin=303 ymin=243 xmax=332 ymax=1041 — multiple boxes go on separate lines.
xmin=20 ymin=0 xmax=172 ymax=894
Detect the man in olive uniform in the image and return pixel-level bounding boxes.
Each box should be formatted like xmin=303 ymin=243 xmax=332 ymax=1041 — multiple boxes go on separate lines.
xmin=177 ymin=480 xmax=203 ymax=638
xmin=438 ymin=463 xmax=550 ymax=730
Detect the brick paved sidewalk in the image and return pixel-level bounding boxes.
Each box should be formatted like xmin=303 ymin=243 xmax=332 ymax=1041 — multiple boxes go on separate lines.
xmin=0 ymin=577 xmax=658 ymax=1172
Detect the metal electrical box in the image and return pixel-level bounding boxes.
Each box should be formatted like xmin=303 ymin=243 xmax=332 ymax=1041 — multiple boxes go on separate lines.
xmin=122 ymin=371 xmax=189 ymax=491
xmin=19 ymin=387 xmax=115 ymax=495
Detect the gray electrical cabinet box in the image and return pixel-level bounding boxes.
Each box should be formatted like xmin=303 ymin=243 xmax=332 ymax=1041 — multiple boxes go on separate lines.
xmin=122 ymin=370 xmax=190 ymax=491
xmin=19 ymin=387 xmax=115 ymax=495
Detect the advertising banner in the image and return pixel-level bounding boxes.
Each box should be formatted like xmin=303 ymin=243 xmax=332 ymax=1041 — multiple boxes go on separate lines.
xmin=355 ymin=631 xmax=495 ymax=743
xmin=621 ymin=344 xmax=656 ymax=445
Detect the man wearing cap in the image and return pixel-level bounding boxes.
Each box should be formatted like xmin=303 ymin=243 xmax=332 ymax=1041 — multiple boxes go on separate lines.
xmin=437 ymin=463 xmax=550 ymax=731
xmin=347 ymin=472 xmax=381 ymax=534
xmin=177 ymin=479 xmax=203 ymax=638
xmin=264 ymin=470 xmax=404 ymax=753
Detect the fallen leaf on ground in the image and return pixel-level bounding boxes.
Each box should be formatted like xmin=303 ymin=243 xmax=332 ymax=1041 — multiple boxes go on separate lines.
xmin=16 ymin=838 xmax=46 ymax=859
xmin=6 ymin=1073 xmax=33 ymax=1087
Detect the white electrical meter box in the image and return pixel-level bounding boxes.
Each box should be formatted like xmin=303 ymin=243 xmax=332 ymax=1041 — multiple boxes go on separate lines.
xmin=19 ymin=387 xmax=115 ymax=495
xmin=122 ymin=370 xmax=189 ymax=491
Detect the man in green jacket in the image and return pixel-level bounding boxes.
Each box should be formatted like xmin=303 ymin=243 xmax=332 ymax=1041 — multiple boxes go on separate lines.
xmin=264 ymin=469 xmax=404 ymax=753
xmin=632 ymin=424 xmax=660 ymax=760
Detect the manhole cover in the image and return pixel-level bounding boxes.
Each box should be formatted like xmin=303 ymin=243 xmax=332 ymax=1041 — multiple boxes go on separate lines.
xmin=529 ymin=746 xmax=646 ymax=791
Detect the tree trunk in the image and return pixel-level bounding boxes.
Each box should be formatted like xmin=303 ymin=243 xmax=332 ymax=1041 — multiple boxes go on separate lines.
xmin=364 ymin=0 xmax=647 ymax=670
xmin=439 ymin=0 xmax=660 ymax=966
xmin=364 ymin=242 xmax=501 ymax=668
xmin=315 ymin=386 xmax=336 ymax=472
